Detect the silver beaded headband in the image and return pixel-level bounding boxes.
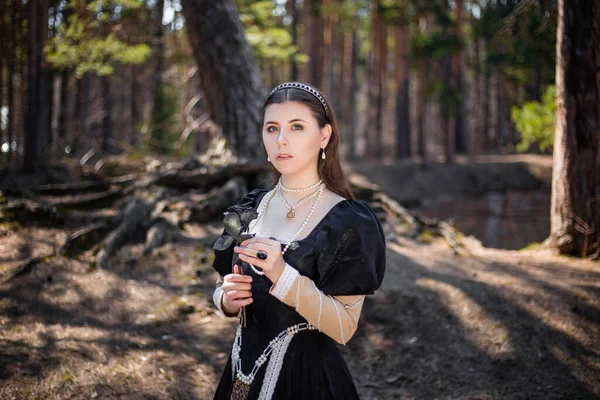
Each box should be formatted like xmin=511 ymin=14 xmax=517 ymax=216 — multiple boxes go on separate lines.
xmin=269 ymin=82 xmax=329 ymax=116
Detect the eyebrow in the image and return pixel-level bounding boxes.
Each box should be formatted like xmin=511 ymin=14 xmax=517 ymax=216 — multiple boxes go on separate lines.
xmin=264 ymin=118 xmax=307 ymax=125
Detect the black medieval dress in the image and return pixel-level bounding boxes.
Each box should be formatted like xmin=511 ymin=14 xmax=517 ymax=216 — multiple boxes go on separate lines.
xmin=212 ymin=188 xmax=386 ymax=400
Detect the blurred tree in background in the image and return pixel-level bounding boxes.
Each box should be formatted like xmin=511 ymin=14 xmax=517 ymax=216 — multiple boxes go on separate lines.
xmin=511 ymin=85 xmax=555 ymax=154
xmin=0 ymin=0 xmax=562 ymax=166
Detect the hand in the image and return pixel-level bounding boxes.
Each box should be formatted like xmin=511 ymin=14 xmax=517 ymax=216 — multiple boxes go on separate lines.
xmin=221 ymin=265 xmax=253 ymax=315
xmin=234 ymin=238 xmax=285 ymax=283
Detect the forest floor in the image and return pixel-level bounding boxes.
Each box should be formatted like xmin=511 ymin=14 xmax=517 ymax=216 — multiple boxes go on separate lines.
xmin=1 ymin=155 xmax=599 ymax=400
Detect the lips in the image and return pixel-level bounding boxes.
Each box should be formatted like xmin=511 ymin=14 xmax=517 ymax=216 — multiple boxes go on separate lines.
xmin=276 ymin=154 xmax=293 ymax=160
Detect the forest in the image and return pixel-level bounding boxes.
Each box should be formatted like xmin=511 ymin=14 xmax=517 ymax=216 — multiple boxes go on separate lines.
xmin=0 ymin=0 xmax=599 ymax=399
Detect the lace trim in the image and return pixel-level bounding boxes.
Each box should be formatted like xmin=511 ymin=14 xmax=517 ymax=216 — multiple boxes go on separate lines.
xmin=270 ymin=263 xmax=299 ymax=301
xmin=258 ymin=333 xmax=294 ymax=400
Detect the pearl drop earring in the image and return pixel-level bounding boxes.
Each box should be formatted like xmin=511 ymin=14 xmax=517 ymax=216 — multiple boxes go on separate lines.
xmin=267 ymin=155 xmax=271 ymax=162
xmin=321 ymin=147 xmax=326 ymax=160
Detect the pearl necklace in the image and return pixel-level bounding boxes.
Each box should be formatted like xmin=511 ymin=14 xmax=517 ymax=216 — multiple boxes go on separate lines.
xmin=277 ymin=183 xmax=322 ymax=221
xmin=278 ymin=176 xmax=323 ymax=193
xmin=246 ymin=183 xmax=325 ymax=275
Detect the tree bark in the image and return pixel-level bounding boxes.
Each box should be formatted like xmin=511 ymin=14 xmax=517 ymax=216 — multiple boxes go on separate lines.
xmin=7 ymin=0 xmax=18 ymax=166
xmin=394 ymin=20 xmax=410 ymax=159
xmin=550 ymin=0 xmax=600 ymax=258
xmin=305 ymin=0 xmax=323 ymax=88
xmin=366 ymin=0 xmax=386 ymax=159
xmin=287 ymin=0 xmax=299 ymax=81
xmin=101 ymin=75 xmax=113 ymax=153
xmin=0 ymin=0 xmax=4 ymax=168
xmin=23 ymin=0 xmax=49 ymax=172
xmin=180 ymin=0 xmax=265 ymax=159
xmin=453 ymin=0 xmax=468 ymax=156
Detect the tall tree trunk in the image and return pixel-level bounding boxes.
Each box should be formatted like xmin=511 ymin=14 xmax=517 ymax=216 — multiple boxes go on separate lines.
xmin=453 ymin=0 xmax=468 ymax=155
xmin=7 ymin=65 xmax=14 ymax=166
xmin=342 ymin=28 xmax=358 ymax=161
xmin=101 ymin=75 xmax=113 ymax=153
xmin=130 ymin=64 xmax=138 ymax=147
xmin=287 ymin=0 xmax=299 ymax=81
xmin=394 ymin=19 xmax=410 ymax=159
xmin=443 ymin=55 xmax=456 ymax=163
xmin=329 ymin=1 xmax=343 ymax=116
xmin=23 ymin=0 xmax=49 ymax=172
xmin=550 ymin=0 xmax=600 ymax=258
xmin=0 ymin=0 xmax=4 ymax=169
xmin=151 ymin=0 xmax=166 ymax=154
xmin=7 ymin=0 xmax=19 ymax=166
xmin=366 ymin=0 xmax=386 ymax=159
xmin=82 ymin=74 xmax=92 ymax=150
xmin=471 ymin=37 xmax=481 ymax=156
xmin=181 ymin=0 xmax=265 ymax=158
xmin=46 ymin=0 xmax=59 ymax=153
xmin=323 ymin=0 xmax=333 ymax=96
xmin=305 ymin=0 xmax=323 ymax=88
xmin=58 ymin=71 xmax=68 ymax=144
xmin=415 ymin=61 xmax=426 ymax=162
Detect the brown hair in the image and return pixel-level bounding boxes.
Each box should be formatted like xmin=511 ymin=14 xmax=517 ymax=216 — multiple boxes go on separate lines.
xmin=262 ymin=83 xmax=355 ymax=200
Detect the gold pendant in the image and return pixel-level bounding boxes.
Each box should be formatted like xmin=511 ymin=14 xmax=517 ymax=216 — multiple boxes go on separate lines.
xmin=286 ymin=209 xmax=295 ymax=220
xmin=231 ymin=378 xmax=250 ymax=400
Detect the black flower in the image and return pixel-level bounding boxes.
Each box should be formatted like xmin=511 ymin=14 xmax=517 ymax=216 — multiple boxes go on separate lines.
xmin=213 ymin=205 xmax=259 ymax=262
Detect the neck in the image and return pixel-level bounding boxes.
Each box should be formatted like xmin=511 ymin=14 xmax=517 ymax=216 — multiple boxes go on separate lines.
xmin=280 ymin=173 xmax=321 ymax=190
xmin=279 ymin=172 xmax=322 ymax=200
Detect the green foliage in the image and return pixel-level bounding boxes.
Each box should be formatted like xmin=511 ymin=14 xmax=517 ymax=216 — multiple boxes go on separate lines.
xmin=235 ymin=0 xmax=302 ymax=66
xmin=511 ymin=85 xmax=556 ymax=153
xmin=150 ymin=85 xmax=180 ymax=155
xmin=475 ymin=1 xmax=556 ymax=87
xmin=46 ymin=0 xmax=152 ymax=77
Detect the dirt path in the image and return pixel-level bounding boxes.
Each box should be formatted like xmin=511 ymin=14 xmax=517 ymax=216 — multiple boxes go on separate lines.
xmin=1 ymin=222 xmax=599 ymax=399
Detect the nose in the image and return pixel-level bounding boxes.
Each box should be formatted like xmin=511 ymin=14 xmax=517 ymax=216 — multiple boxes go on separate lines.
xmin=277 ymin=128 xmax=289 ymax=146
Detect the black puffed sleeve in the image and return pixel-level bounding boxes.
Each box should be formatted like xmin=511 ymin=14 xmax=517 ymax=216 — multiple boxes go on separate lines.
xmin=315 ymin=200 xmax=386 ymax=296
xmin=211 ymin=188 xmax=268 ymax=277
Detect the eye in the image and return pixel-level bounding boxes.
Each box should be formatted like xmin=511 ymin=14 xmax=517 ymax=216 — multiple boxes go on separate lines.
xmin=291 ymin=124 xmax=303 ymax=131
xmin=266 ymin=126 xmax=278 ymax=132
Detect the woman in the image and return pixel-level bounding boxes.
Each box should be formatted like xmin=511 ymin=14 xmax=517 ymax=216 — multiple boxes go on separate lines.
xmin=211 ymin=82 xmax=386 ymax=400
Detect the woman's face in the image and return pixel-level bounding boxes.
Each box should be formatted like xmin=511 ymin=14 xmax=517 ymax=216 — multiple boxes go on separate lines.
xmin=262 ymin=101 xmax=330 ymax=176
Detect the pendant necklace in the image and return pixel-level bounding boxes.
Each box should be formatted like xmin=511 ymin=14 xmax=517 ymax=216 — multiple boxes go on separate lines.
xmin=277 ymin=183 xmax=322 ymax=221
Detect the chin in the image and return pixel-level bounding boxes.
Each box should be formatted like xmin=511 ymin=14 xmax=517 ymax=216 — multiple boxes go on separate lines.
xmin=273 ymin=163 xmax=301 ymax=176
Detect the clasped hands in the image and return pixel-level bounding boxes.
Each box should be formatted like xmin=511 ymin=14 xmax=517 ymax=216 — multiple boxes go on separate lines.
xmin=220 ymin=238 xmax=285 ymax=315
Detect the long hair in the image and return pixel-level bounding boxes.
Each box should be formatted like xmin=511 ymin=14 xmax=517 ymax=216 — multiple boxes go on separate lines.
xmin=262 ymin=83 xmax=355 ymax=200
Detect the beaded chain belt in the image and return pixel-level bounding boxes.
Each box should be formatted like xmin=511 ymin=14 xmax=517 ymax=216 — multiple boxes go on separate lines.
xmin=230 ymin=319 xmax=316 ymax=400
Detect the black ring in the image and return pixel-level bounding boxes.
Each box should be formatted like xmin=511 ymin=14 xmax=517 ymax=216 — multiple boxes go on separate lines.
xmin=257 ymin=251 xmax=268 ymax=260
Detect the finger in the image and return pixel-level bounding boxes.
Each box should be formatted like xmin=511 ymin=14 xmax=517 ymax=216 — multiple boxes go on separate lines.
xmin=227 ymin=290 xmax=252 ymax=299
xmin=225 ymin=273 xmax=253 ymax=281
xmin=237 ymin=253 xmax=266 ymax=266
xmin=235 ymin=247 xmax=269 ymax=260
xmin=230 ymin=297 xmax=253 ymax=308
xmin=222 ymin=282 xmax=252 ymax=291
xmin=234 ymin=243 xmax=272 ymax=255
xmin=240 ymin=238 xmax=277 ymax=247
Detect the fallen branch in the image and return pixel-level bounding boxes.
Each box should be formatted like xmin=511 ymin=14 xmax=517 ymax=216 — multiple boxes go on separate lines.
xmin=61 ymin=221 xmax=113 ymax=256
xmin=51 ymin=188 xmax=125 ymax=209
xmin=0 ymin=251 xmax=56 ymax=284
xmin=154 ymin=162 xmax=268 ymax=190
